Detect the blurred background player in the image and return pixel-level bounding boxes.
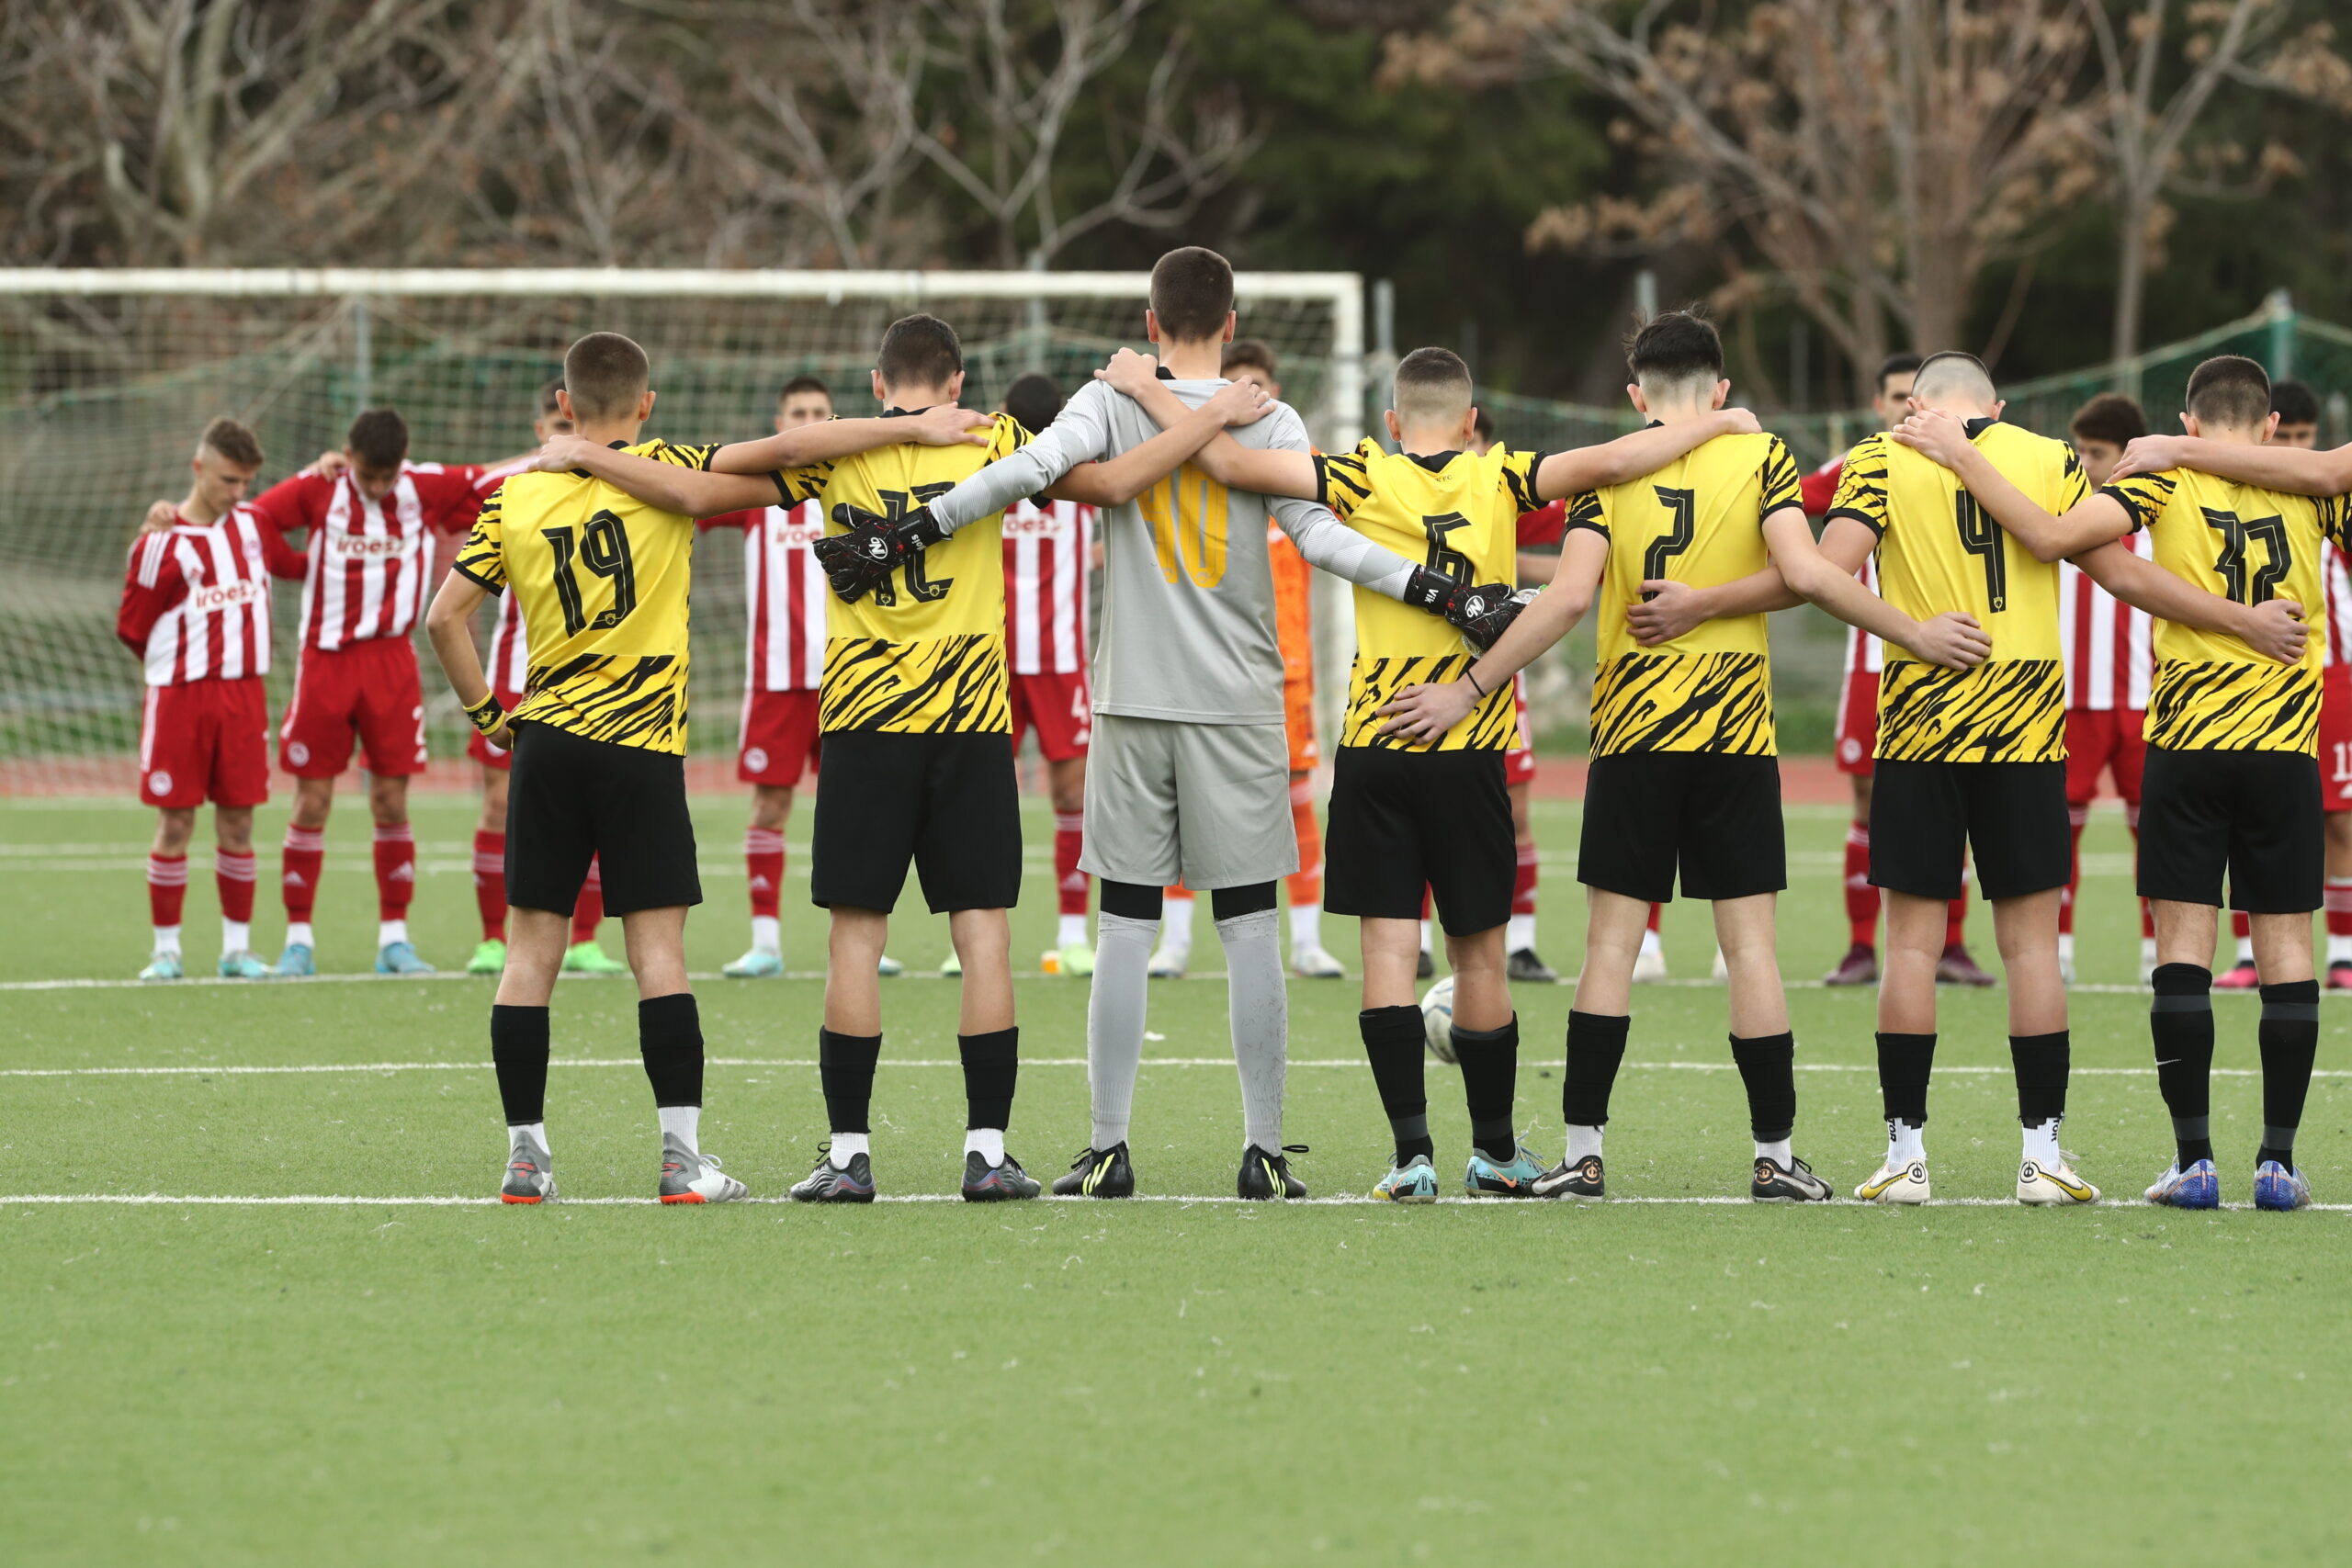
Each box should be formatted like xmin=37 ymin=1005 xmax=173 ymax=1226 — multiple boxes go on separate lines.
xmin=2057 ymin=393 xmax=2156 ymax=985
xmin=241 ymin=409 xmax=512 ymax=976
xmin=464 ymin=379 xmax=626 ymax=978
xmin=1803 ymin=353 xmax=1992 ymax=987
xmin=2214 ymin=378 xmax=2352 ymax=987
xmin=1149 ymin=341 xmax=1348 ymax=979
xmin=1472 ymin=406 xmax=1562 ymax=984
xmin=119 ymin=418 xmax=298 ymax=979
xmin=707 ymin=375 xmax=904 ymax=981
xmin=996 ymin=371 xmax=1099 ymax=978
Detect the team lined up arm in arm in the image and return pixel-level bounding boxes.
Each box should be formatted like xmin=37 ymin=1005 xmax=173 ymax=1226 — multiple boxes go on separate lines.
xmin=1893 ymin=409 xmax=2311 ymax=663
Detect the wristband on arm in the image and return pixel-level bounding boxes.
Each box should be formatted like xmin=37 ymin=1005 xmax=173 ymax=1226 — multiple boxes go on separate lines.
xmin=464 ymin=692 xmax=506 ymax=739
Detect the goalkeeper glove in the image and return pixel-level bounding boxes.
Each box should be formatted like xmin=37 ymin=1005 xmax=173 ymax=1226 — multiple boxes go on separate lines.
xmin=1400 ymin=565 xmax=1458 ymax=615
xmin=812 ymin=502 xmax=948 ymax=602
xmin=1448 ymin=583 xmax=1535 ymax=652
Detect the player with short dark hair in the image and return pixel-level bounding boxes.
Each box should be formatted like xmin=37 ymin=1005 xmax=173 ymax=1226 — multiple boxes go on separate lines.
xmin=1132 ymin=328 xmax=1769 ymax=1198
xmin=1382 ymin=312 xmax=1976 ymax=1201
xmin=1883 ymin=353 xmax=2311 ymax=1204
xmin=119 ymin=418 xmax=303 ymax=979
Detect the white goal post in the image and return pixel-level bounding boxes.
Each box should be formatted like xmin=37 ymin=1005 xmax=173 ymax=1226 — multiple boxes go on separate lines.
xmin=0 ymin=267 xmax=1363 ymax=792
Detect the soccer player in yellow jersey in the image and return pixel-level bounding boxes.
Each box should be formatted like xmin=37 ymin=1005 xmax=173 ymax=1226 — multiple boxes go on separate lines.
xmin=1871 ymin=352 xmax=2310 ymax=1204
xmin=1900 ymin=355 xmax=2333 ymax=1212
xmin=1108 ymin=342 xmax=1761 ymax=1200
xmin=1382 ymin=313 xmax=1989 ymax=1201
xmin=426 ymin=331 xmax=1015 ymax=1205
xmin=541 ymin=314 xmax=1266 ymax=1202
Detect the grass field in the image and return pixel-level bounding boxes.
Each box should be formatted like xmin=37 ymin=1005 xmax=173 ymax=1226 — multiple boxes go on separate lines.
xmin=4 ymin=789 xmax=2348 ymax=1563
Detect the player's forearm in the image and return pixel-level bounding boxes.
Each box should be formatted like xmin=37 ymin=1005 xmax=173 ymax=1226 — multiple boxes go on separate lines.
xmin=2080 ymin=545 xmax=2264 ymax=641
xmin=710 ymin=418 xmax=922 ymax=474
xmin=1536 ymin=411 xmax=1747 ymax=499
xmin=1777 ymin=551 xmax=1920 ymax=651
xmin=2147 ymin=437 xmax=2352 ymax=497
xmin=1073 ymin=402 xmax=1250 ymax=505
xmin=1272 ymin=496 xmax=1419 ymax=596
xmin=1698 ymin=569 xmax=1805 ymax=619
xmin=1942 ymin=445 xmax=2087 ymax=561
xmin=1465 ymin=587 xmax=1588 ymax=691
xmin=424 ymin=579 xmax=492 ymax=705
xmin=929 ymin=427 xmax=1090 ymax=534
xmin=565 ymin=446 xmax=774 ymax=516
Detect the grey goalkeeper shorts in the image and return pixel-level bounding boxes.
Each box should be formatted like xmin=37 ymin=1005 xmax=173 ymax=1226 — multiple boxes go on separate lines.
xmin=1080 ymin=712 xmax=1297 ymax=890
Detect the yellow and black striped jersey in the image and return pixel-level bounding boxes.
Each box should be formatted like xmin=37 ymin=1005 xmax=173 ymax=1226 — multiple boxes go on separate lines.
xmin=1315 ymin=438 xmax=1542 ymax=750
xmin=1566 ymin=430 xmax=1800 ymax=756
xmin=1828 ymin=422 xmax=2084 ymax=764
xmin=452 ymin=438 xmax=722 ymax=755
xmin=2102 ymin=468 xmax=2344 ymax=752
xmin=780 ymin=412 xmax=1030 ymax=734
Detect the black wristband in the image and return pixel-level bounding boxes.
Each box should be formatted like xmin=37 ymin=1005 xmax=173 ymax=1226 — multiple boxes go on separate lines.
xmin=1464 ymin=669 xmax=1487 ymax=697
xmin=463 ymin=692 xmax=505 ymax=738
xmin=899 ymin=506 xmax=948 ymax=551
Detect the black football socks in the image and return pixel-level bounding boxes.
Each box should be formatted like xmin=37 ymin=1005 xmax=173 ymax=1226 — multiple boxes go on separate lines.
xmin=2150 ymin=964 xmax=2216 ymax=1166
xmin=1360 ymin=1005 xmax=1432 ymax=1165
xmin=2257 ymin=979 xmax=2319 ymax=1169
xmin=1452 ymin=1015 xmax=1521 ymax=1160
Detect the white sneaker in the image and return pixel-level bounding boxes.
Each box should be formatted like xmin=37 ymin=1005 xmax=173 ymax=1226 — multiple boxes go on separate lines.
xmin=1290 ymin=945 xmax=1346 ymax=979
xmin=1148 ymin=943 xmax=1189 ymax=979
xmin=1631 ymin=948 xmax=1669 ymax=984
xmin=660 ymin=1137 xmax=749 ymax=1203
xmin=2139 ymin=939 xmax=2157 ymax=985
xmin=2017 ymin=1158 xmax=2099 ymax=1206
xmin=1855 ymin=1158 xmax=1931 ymax=1203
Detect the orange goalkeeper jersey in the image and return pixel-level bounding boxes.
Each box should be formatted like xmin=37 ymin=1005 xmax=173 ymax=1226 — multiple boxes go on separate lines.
xmin=1269 ymin=518 xmax=1313 ymax=687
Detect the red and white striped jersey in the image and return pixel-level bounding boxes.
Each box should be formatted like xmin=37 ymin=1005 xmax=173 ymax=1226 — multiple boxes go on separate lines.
xmin=2057 ymin=533 xmax=2153 ymax=711
xmin=1002 ymin=498 xmax=1092 ymax=676
xmin=2324 ymin=539 xmax=2350 ymax=671
xmin=472 ymin=457 xmax=538 ymax=698
xmin=1840 ymin=554 xmax=1886 ymax=678
xmin=251 ymin=463 xmax=488 ymax=652
xmin=702 ymin=502 xmax=828 ymax=692
xmin=117 ymin=507 xmax=285 ymax=685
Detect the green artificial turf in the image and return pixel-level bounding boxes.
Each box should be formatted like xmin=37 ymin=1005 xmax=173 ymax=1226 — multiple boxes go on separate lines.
xmin=2 ymin=793 xmax=2347 ymax=1563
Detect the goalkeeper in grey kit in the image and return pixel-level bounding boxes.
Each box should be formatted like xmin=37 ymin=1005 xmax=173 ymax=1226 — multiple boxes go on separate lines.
xmin=816 ymin=247 xmax=1518 ymax=1199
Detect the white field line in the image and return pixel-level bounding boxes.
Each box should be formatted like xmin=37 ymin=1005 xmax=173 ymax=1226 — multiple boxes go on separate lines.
xmin=5 ymin=1057 xmax=2343 ymax=1079
xmin=0 ymin=1190 xmax=2343 ymax=1213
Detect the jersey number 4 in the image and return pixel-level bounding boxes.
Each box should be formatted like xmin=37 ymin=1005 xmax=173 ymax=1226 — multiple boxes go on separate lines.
xmin=1956 ymin=494 xmax=2007 ymax=612
xmin=2202 ymin=506 xmax=2291 ymax=604
xmin=542 ymin=510 xmax=638 ymax=635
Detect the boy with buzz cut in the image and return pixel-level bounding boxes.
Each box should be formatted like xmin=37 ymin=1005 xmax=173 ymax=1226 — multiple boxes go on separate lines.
xmin=549 ymin=314 xmax=1259 ymax=1202
xmin=1906 ymin=355 xmax=2335 ymax=1211
xmin=1871 ymin=353 xmax=2310 ymax=1205
xmin=1107 ymin=342 xmax=1765 ymax=1200
xmin=1380 ymin=312 xmax=1992 ymax=1201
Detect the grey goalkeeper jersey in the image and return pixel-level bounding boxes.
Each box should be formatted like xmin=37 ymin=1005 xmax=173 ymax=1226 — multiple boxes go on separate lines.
xmin=926 ymin=377 xmax=1418 ymax=726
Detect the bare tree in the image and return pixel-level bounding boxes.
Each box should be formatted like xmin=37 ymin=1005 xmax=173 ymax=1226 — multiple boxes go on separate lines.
xmin=1398 ymin=1 xmax=2104 ymax=396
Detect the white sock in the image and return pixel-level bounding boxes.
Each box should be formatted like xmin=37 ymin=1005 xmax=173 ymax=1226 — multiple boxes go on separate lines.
xmin=829 ymin=1131 xmax=869 ymax=1168
xmin=965 ymin=1127 xmax=1005 ymax=1165
xmin=2234 ymin=936 xmax=2256 ymax=965
xmin=220 ymin=918 xmax=251 ymax=955
xmin=2021 ymin=1115 xmax=2062 ymax=1169
xmin=1638 ymin=928 xmax=1663 ymax=959
xmin=379 ymin=919 xmax=409 ymax=949
xmin=508 ymin=1122 xmax=548 ymax=1154
xmin=286 ymin=920 xmax=314 ymax=950
xmin=750 ymin=914 xmax=780 ymax=955
xmin=1756 ymin=1137 xmax=1792 ymax=1167
xmin=1057 ymin=913 xmax=1089 ymax=949
xmin=1419 ymin=919 xmax=1433 ymax=955
xmin=1506 ymin=912 xmax=1535 ymax=953
xmin=1888 ymin=1119 xmax=1926 ymax=1166
xmin=2055 ymin=932 xmax=2075 ymax=963
xmin=1566 ymin=1124 xmax=1604 ymax=1163
xmin=152 ymin=925 xmax=182 ymax=958
xmin=657 ymin=1104 xmax=699 ymax=1153
xmin=2330 ymin=933 xmax=2352 ymax=965
xmin=1159 ymin=895 xmax=1195 ymax=955
xmin=2142 ymin=936 xmax=2159 ymax=964
xmin=1287 ymin=900 xmax=1321 ymax=953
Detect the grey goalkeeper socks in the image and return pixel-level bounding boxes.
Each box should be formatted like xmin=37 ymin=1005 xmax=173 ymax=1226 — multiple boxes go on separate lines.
xmin=1087 ymin=910 xmax=1159 ymax=1150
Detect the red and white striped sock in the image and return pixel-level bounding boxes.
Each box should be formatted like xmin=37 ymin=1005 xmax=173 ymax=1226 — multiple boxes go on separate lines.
xmin=472 ymin=829 xmax=507 ymax=942
xmin=1843 ymin=820 xmax=1877 ymax=949
xmin=1506 ymin=841 xmax=1540 ymax=953
xmin=1054 ymin=811 xmax=1089 ymax=949
xmin=2060 ymin=808 xmax=2087 ymax=937
xmin=2233 ymin=908 xmax=2255 ymax=965
xmin=2327 ymin=879 xmax=2352 ymax=964
xmin=215 ymin=848 xmax=256 ymax=953
xmin=746 ymin=827 xmax=785 ymax=953
xmin=281 ymin=825 xmax=325 ymax=926
xmin=147 ymin=852 xmax=188 ymax=953
xmin=373 ymin=821 xmax=416 ymax=923
xmin=571 ymin=858 xmax=604 ymax=945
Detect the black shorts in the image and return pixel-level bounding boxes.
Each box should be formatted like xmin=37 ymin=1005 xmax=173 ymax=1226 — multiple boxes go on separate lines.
xmin=1325 ymin=746 xmax=1513 ymax=936
xmin=810 ymin=729 xmax=1021 ymax=914
xmin=505 ymin=721 xmax=700 ymax=917
xmin=1869 ymin=758 xmax=2068 ymax=901
xmin=2137 ymin=745 xmax=2323 ymax=913
xmin=1577 ymin=750 xmax=1785 ymax=904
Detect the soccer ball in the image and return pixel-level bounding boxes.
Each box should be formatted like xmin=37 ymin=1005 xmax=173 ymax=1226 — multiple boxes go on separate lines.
xmin=1420 ymin=976 xmax=1457 ymax=1064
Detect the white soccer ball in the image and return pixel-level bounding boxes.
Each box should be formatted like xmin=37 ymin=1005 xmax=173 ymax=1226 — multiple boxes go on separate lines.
xmin=1420 ymin=976 xmax=1457 ymax=1064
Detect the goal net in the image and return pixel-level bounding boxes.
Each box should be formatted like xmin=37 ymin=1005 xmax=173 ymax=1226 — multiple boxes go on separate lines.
xmin=0 ymin=269 xmax=1362 ymax=793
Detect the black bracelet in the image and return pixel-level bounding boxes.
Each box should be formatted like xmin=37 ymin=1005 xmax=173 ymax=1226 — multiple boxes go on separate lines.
xmin=464 ymin=692 xmax=506 ymax=738
xmin=1464 ymin=669 xmax=1487 ymax=698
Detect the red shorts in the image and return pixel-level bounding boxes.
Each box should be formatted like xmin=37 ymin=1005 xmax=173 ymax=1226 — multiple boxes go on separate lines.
xmin=1011 ymin=669 xmax=1092 ymax=762
xmin=140 ymin=678 xmax=270 ymax=809
xmin=468 ymin=682 xmax=525 ymax=770
xmin=1834 ymin=669 xmax=1879 ymax=775
xmin=1505 ymin=676 xmax=1534 ymax=786
xmin=739 ymin=687 xmax=824 ymax=787
xmin=1283 ymin=678 xmax=1318 ymax=773
xmin=2319 ymin=669 xmax=2352 ymax=812
xmin=279 ymin=637 xmax=428 ymax=778
xmin=2064 ymin=707 xmax=2146 ymax=808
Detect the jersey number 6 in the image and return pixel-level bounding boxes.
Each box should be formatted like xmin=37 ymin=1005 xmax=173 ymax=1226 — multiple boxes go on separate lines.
xmin=542 ymin=510 xmax=639 ymax=636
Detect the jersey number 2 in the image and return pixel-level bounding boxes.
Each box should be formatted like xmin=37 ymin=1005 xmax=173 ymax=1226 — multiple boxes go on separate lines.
xmin=542 ymin=510 xmax=639 ymax=636
xmin=1643 ymin=487 xmax=1697 ymax=598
